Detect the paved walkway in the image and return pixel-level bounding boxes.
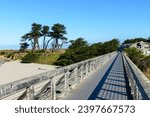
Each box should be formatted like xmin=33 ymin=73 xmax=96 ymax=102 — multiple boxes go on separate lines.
xmin=63 ymin=53 xmax=128 ymax=100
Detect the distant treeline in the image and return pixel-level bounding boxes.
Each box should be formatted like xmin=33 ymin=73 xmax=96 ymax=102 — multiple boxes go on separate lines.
xmin=123 ymin=37 xmax=150 ymax=44
xmin=123 ymin=36 xmax=150 ymax=78
xmin=54 ymin=38 xmax=119 ymax=66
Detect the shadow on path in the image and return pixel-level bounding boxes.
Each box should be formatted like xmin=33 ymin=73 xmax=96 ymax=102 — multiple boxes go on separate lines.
xmin=88 ymin=53 xmax=128 ymax=100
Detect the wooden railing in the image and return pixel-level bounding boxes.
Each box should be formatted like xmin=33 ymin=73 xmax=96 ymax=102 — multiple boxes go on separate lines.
xmin=123 ymin=53 xmax=150 ymax=100
xmin=0 ymin=52 xmax=116 ymax=100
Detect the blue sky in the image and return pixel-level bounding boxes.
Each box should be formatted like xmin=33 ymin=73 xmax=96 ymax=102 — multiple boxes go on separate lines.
xmin=0 ymin=0 xmax=150 ymax=45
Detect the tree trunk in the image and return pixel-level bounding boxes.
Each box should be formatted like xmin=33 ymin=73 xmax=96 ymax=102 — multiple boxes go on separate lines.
xmin=45 ymin=38 xmax=52 ymax=50
xmin=60 ymin=42 xmax=63 ymax=49
xmin=43 ymin=36 xmax=46 ymax=50
xmin=55 ymin=38 xmax=59 ymax=49
xmin=30 ymin=39 xmax=34 ymax=50
xmin=52 ymin=42 xmax=55 ymax=52
xmin=32 ymin=40 xmax=36 ymax=50
xmin=33 ymin=38 xmax=40 ymax=50
xmin=36 ymin=37 xmax=40 ymax=50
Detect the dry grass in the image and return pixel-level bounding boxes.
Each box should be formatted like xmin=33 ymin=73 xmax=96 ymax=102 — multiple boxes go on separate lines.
xmin=0 ymin=50 xmax=27 ymax=60
xmin=0 ymin=49 xmax=66 ymax=63
xmin=144 ymin=68 xmax=150 ymax=81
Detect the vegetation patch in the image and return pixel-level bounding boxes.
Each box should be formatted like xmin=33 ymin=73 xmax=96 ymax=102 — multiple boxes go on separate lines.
xmin=144 ymin=68 xmax=150 ymax=80
xmin=0 ymin=50 xmax=27 ymax=60
xmin=21 ymin=52 xmax=40 ymax=63
xmin=21 ymin=50 xmax=65 ymax=64
xmin=36 ymin=50 xmax=65 ymax=65
xmin=125 ymin=47 xmax=150 ymax=80
xmin=54 ymin=38 xmax=119 ymax=66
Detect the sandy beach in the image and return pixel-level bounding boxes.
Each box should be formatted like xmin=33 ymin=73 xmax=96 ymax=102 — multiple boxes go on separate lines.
xmin=0 ymin=61 xmax=57 ymax=85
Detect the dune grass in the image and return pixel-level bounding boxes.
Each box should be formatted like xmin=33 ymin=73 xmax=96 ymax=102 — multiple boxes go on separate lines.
xmin=0 ymin=49 xmax=65 ymax=65
xmin=37 ymin=51 xmax=64 ymax=65
xmin=144 ymin=68 xmax=150 ymax=80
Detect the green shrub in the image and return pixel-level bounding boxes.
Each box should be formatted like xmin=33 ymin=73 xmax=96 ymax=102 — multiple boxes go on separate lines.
xmin=55 ymin=38 xmax=119 ymax=66
xmin=37 ymin=52 xmax=62 ymax=65
xmin=125 ymin=47 xmax=144 ymax=65
xmin=0 ymin=51 xmax=5 ymax=55
xmin=138 ymin=60 xmax=147 ymax=72
xmin=54 ymin=46 xmax=91 ymax=66
xmin=125 ymin=47 xmax=150 ymax=72
xmin=21 ymin=52 xmax=39 ymax=63
xmin=6 ymin=52 xmax=15 ymax=59
xmin=138 ymin=56 xmax=150 ymax=72
xmin=34 ymin=50 xmax=45 ymax=53
xmin=54 ymin=59 xmax=74 ymax=66
xmin=144 ymin=56 xmax=150 ymax=68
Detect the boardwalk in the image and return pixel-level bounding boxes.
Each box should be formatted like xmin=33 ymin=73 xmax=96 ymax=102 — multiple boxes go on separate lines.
xmin=63 ymin=53 xmax=128 ymax=100
xmin=88 ymin=53 xmax=128 ymax=100
xmin=1 ymin=52 xmax=150 ymax=100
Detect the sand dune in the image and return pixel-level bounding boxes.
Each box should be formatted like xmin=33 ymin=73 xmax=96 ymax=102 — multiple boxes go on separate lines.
xmin=0 ymin=61 xmax=57 ymax=85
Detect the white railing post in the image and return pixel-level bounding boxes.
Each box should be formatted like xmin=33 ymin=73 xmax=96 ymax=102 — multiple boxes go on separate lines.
xmin=85 ymin=63 xmax=89 ymax=78
xmin=83 ymin=64 xmax=86 ymax=79
xmin=95 ymin=59 xmax=98 ymax=70
xmin=135 ymin=86 xmax=139 ymax=100
xmin=98 ymin=58 xmax=101 ymax=68
xmin=80 ymin=65 xmax=83 ymax=80
xmin=64 ymin=70 xmax=69 ymax=94
xmin=75 ymin=67 xmax=79 ymax=84
xmin=88 ymin=62 xmax=90 ymax=73
xmin=90 ymin=62 xmax=93 ymax=72
xmin=51 ymin=77 xmax=56 ymax=100
xmin=26 ymin=86 xmax=34 ymax=100
xmin=94 ymin=60 xmax=97 ymax=70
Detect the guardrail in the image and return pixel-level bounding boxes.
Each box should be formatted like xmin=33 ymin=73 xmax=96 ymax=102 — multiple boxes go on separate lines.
xmin=123 ymin=53 xmax=150 ymax=100
xmin=0 ymin=52 xmax=116 ymax=100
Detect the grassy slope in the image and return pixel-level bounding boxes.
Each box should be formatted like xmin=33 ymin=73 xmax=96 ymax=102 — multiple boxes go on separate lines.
xmin=37 ymin=51 xmax=65 ymax=65
xmin=0 ymin=49 xmax=65 ymax=65
xmin=144 ymin=68 xmax=150 ymax=80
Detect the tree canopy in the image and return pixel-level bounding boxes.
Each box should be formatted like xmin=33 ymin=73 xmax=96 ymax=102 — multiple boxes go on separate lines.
xmin=124 ymin=47 xmax=150 ymax=72
xmin=69 ymin=38 xmax=88 ymax=49
xmin=50 ymin=23 xmax=67 ymax=50
xmin=21 ymin=23 xmax=67 ymax=51
xmin=54 ymin=38 xmax=120 ymax=66
xmin=123 ymin=38 xmax=148 ymax=44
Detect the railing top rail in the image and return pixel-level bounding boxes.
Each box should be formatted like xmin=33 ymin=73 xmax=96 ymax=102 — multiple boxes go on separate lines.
xmin=123 ymin=53 xmax=150 ymax=99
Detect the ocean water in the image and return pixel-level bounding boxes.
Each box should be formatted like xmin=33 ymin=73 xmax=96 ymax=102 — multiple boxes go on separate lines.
xmin=0 ymin=45 xmax=20 ymax=50
xmin=0 ymin=44 xmax=69 ymax=50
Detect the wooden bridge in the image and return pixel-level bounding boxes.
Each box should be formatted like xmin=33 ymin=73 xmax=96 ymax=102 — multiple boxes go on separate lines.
xmin=0 ymin=52 xmax=150 ymax=100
